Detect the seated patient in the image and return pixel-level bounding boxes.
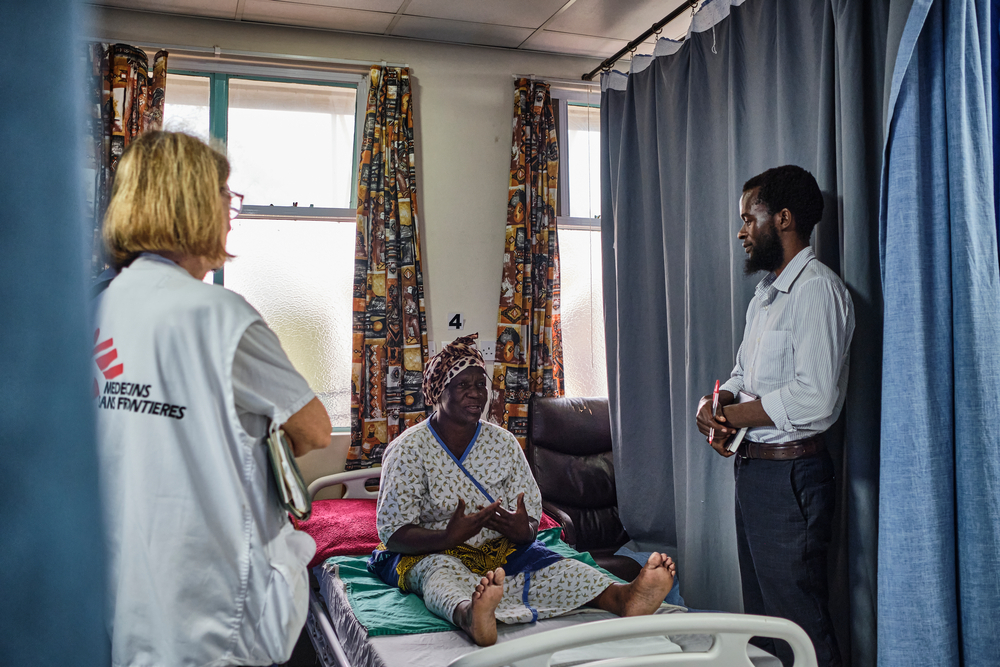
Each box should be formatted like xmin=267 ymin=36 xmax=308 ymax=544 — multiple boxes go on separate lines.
xmin=370 ymin=335 xmax=676 ymax=646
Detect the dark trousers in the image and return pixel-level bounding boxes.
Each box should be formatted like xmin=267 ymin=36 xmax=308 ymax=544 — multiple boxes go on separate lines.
xmin=734 ymin=450 xmax=841 ymax=667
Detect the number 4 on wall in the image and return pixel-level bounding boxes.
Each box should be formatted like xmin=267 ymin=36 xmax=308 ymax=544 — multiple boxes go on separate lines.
xmin=447 ymin=313 xmax=464 ymax=330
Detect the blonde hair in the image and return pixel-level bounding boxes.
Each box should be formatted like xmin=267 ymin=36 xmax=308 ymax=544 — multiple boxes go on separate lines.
xmin=103 ymin=131 xmax=232 ymax=269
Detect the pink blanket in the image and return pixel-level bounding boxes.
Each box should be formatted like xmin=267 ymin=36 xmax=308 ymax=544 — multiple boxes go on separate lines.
xmin=298 ymin=498 xmax=561 ymax=567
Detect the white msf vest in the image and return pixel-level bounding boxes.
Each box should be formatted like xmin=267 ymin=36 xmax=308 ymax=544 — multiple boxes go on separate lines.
xmin=94 ymin=255 xmax=315 ymax=667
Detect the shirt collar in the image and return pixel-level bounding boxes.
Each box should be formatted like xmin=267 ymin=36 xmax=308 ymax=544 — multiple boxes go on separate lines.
xmin=135 ymin=252 xmax=195 ymax=278
xmin=766 ymin=246 xmax=815 ymax=295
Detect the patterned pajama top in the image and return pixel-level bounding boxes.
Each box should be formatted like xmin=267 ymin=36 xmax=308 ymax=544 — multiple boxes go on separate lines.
xmin=374 ymin=418 xmax=614 ymax=624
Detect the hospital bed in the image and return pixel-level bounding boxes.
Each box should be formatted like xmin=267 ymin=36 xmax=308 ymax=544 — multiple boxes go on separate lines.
xmin=300 ymin=469 xmax=812 ymax=667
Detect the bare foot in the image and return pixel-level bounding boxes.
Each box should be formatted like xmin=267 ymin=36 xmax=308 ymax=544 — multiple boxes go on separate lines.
xmin=622 ymin=552 xmax=676 ymax=616
xmin=454 ymin=567 xmax=505 ymax=646
xmin=589 ymin=553 xmax=676 ymax=617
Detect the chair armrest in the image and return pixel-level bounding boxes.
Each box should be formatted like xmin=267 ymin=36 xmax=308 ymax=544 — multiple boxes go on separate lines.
xmin=542 ymin=502 xmax=576 ymax=547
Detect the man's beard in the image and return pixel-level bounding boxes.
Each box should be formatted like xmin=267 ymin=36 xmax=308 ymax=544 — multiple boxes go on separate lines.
xmin=744 ymin=222 xmax=784 ymax=275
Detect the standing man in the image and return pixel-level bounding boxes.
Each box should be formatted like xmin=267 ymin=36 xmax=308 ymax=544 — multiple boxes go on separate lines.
xmin=696 ymin=165 xmax=853 ymax=667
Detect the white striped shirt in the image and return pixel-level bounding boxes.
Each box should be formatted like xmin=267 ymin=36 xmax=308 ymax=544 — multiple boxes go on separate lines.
xmin=720 ymin=247 xmax=855 ymax=444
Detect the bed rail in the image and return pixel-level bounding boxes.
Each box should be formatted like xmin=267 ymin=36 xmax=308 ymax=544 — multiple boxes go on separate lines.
xmin=307 ymin=468 xmax=382 ymax=500
xmin=446 ymin=613 xmax=816 ymax=667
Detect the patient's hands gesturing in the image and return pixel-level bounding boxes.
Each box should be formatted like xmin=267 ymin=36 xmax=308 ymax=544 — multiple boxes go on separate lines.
xmin=445 ymin=498 xmax=501 ymax=548
xmin=486 ymin=493 xmax=537 ymax=545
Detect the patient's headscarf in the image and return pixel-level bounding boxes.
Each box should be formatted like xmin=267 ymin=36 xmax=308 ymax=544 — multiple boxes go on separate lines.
xmin=422 ymin=333 xmax=487 ymax=406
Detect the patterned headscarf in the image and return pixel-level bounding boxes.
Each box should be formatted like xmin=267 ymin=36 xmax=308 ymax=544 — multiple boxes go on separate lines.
xmin=422 ymin=333 xmax=487 ymax=407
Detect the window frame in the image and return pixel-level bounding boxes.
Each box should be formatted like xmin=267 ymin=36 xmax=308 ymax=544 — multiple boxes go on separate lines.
xmin=166 ymin=63 xmax=365 ymax=284
xmin=165 ymin=60 xmax=363 ymax=430
xmin=548 ymin=85 xmax=608 ymax=398
xmin=551 ymin=85 xmax=602 ymax=231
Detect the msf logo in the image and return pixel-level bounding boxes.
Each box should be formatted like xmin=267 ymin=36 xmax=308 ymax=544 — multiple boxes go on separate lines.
xmin=92 ymin=329 xmax=124 ymax=397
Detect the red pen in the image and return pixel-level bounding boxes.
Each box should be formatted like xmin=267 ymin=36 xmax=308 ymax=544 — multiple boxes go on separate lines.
xmin=708 ymin=380 xmax=720 ymax=443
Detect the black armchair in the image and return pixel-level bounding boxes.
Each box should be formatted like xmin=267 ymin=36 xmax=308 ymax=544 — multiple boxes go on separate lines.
xmin=526 ymin=395 xmax=641 ymax=582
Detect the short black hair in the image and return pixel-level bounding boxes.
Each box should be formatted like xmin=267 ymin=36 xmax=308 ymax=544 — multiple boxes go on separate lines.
xmin=743 ymin=165 xmax=824 ymax=243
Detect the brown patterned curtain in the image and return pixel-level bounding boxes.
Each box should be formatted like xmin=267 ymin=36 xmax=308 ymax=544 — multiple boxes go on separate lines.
xmin=488 ymin=79 xmax=564 ymax=446
xmin=348 ymin=66 xmax=429 ymax=470
xmin=86 ymin=43 xmax=167 ymax=278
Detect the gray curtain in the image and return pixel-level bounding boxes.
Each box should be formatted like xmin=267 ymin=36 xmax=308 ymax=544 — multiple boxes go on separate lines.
xmin=601 ymin=1 xmax=887 ymax=664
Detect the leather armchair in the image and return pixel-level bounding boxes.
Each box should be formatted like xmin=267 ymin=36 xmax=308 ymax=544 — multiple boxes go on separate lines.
xmin=527 ymin=396 xmax=641 ymax=582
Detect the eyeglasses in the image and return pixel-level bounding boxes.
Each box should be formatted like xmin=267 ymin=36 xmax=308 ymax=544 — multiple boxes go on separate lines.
xmin=222 ymin=188 xmax=244 ymax=219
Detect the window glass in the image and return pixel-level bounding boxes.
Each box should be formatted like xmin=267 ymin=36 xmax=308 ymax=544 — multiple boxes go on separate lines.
xmin=162 ymin=73 xmax=211 ymax=141
xmin=566 ymin=104 xmax=601 ymax=219
xmin=227 ymin=79 xmax=356 ymax=208
xmin=223 ymin=219 xmax=356 ymax=427
xmin=558 ymin=228 xmax=607 ymax=398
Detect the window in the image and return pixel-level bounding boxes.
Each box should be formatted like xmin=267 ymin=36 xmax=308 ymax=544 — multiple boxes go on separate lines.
xmin=552 ymin=92 xmax=608 ymax=398
xmin=565 ymin=104 xmax=601 ymax=219
xmin=163 ymin=64 xmax=362 ymax=428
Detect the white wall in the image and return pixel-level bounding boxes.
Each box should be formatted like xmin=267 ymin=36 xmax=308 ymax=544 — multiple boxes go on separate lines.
xmin=90 ymin=7 xmax=602 ymax=486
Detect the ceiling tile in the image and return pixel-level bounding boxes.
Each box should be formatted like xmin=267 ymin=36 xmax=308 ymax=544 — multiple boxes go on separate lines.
xmin=268 ymin=0 xmax=404 ymax=12
xmin=546 ymin=0 xmax=692 ymax=41
xmin=403 ymin=0 xmax=567 ymax=30
xmin=241 ymin=0 xmax=394 ymax=33
xmin=93 ymin=0 xmax=239 ymax=20
xmin=390 ymin=15 xmax=534 ymax=49
xmin=519 ymin=30 xmax=625 ymax=58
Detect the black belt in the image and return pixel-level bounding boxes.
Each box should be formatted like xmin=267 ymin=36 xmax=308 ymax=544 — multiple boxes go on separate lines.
xmin=738 ymin=434 xmax=824 ymax=461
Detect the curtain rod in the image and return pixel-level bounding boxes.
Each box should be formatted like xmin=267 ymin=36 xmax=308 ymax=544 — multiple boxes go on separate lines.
xmin=511 ymin=74 xmax=600 ymax=88
xmin=92 ymin=39 xmax=409 ymax=69
xmin=581 ymin=0 xmax=698 ymax=81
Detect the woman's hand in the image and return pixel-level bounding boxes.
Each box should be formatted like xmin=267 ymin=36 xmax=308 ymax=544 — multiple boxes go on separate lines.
xmin=486 ymin=493 xmax=537 ymax=545
xmin=386 ymin=498 xmax=501 ymax=554
xmin=445 ymin=498 xmax=502 ymax=547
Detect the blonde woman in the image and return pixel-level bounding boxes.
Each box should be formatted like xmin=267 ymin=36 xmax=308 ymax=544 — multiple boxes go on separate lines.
xmin=95 ymin=131 xmax=330 ymax=666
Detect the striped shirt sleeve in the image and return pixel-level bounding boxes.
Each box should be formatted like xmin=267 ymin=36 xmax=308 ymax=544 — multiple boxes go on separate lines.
xmin=720 ymin=301 xmax=754 ymax=397
xmin=760 ymin=277 xmax=853 ymax=431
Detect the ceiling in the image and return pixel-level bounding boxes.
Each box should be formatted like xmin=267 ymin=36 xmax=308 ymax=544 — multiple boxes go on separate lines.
xmin=91 ymin=0 xmax=697 ymax=60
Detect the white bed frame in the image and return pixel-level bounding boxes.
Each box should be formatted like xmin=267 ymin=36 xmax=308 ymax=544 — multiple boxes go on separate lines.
xmin=303 ymin=470 xmax=817 ymax=667
xmin=308 ymin=468 xmax=383 ymax=502
xmin=446 ymin=614 xmax=817 ymax=667
xmin=305 ymin=468 xmax=384 ymax=667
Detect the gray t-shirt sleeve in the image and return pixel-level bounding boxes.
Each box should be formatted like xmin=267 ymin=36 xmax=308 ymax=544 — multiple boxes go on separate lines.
xmin=232 ymin=321 xmax=315 ymax=438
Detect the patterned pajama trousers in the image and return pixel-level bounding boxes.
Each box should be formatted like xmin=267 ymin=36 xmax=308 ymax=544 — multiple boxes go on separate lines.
xmin=404 ymin=554 xmax=614 ymax=624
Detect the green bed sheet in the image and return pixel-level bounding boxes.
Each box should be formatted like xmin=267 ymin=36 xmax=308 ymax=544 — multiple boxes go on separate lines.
xmin=322 ymin=527 xmax=626 ymax=637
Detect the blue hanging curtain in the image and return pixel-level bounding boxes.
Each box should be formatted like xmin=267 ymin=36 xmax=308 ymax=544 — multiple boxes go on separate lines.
xmin=1 ymin=0 xmax=107 ymax=664
xmin=878 ymin=0 xmax=1000 ymax=664
xmin=993 ymin=0 xmax=1000 ymax=251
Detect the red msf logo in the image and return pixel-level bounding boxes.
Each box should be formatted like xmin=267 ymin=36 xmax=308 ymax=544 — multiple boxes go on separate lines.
xmin=93 ymin=328 xmax=124 ymax=381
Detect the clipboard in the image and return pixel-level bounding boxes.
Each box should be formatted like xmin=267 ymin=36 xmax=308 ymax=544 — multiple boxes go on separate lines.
xmin=726 ymin=391 xmax=759 ymax=453
xmin=266 ymin=422 xmax=312 ymax=521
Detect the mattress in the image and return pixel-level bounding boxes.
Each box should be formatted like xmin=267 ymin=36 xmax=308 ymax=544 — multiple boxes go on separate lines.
xmin=311 ymin=559 xmax=781 ymax=667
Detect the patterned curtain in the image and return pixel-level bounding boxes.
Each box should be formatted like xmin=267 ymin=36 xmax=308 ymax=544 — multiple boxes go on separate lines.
xmin=85 ymin=43 xmax=167 ymax=278
xmin=488 ymin=79 xmax=563 ymax=447
xmin=348 ymin=66 xmax=429 ymax=470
